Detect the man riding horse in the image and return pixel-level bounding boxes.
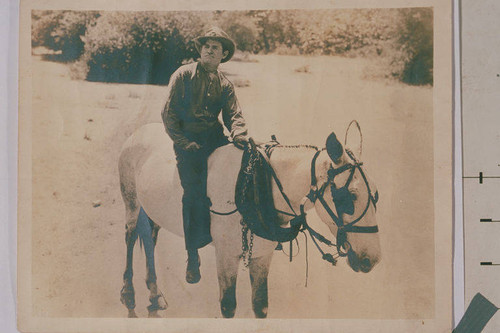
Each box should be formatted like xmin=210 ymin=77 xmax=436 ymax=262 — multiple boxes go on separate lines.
xmin=161 ymin=27 xmax=250 ymax=284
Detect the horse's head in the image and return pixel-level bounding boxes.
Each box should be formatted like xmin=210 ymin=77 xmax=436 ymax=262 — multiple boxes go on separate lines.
xmin=312 ymin=131 xmax=380 ymax=273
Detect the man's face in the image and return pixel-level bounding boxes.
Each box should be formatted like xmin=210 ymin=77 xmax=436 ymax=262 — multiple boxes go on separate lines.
xmin=200 ymin=39 xmax=228 ymax=69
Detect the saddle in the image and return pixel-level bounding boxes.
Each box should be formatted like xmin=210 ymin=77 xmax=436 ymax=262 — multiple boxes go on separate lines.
xmin=235 ymin=140 xmax=303 ymax=243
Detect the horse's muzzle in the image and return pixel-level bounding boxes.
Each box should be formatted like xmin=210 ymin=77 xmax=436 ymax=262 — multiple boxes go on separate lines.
xmin=347 ymin=251 xmax=378 ymax=273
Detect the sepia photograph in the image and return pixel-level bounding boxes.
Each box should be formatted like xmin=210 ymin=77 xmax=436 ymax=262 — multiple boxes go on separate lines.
xmin=18 ymin=1 xmax=453 ymax=332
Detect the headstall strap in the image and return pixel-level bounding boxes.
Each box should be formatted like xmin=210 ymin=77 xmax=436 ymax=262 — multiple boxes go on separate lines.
xmin=302 ymin=146 xmax=379 ymax=259
xmin=246 ymin=142 xmax=378 ymax=268
xmin=212 ymin=139 xmax=378 ymax=269
xmin=306 ymin=149 xmax=323 ymax=202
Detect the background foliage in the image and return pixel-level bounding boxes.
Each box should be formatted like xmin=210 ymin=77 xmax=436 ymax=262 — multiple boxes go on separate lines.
xmin=32 ymin=11 xmax=100 ymax=61
xmin=81 ymin=12 xmax=208 ymax=84
xmin=32 ymin=8 xmax=433 ymax=85
xmin=396 ymin=9 xmax=433 ymax=85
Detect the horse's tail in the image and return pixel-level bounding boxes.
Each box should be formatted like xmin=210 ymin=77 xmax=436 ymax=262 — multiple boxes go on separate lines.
xmin=119 ymin=143 xmax=140 ymax=219
xmin=118 ymin=125 xmax=155 ymax=236
xmin=118 ymin=123 xmax=165 ymax=248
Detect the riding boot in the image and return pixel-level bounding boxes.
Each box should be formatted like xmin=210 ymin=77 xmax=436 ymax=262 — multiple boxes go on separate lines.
xmin=186 ymin=249 xmax=201 ymax=284
xmin=182 ymin=198 xmax=205 ymax=284
xmin=192 ymin=196 xmax=212 ymax=246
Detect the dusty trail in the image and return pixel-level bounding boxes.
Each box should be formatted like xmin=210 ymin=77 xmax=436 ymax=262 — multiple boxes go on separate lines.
xmin=31 ymin=54 xmax=433 ymax=318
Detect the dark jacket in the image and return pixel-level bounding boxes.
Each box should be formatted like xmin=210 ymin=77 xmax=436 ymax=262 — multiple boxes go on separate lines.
xmin=162 ymin=62 xmax=248 ymax=150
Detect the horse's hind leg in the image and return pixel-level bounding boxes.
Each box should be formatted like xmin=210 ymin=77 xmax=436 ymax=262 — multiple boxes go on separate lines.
xmin=136 ymin=208 xmax=167 ymax=318
xmin=152 ymin=223 xmax=160 ymax=246
xmin=215 ymin=250 xmax=241 ymax=318
xmin=119 ymin=152 xmax=142 ymax=317
xmin=120 ymin=211 xmax=139 ymax=318
xmin=249 ymin=253 xmax=273 ymax=318
xmin=147 ymin=223 xmax=168 ymax=318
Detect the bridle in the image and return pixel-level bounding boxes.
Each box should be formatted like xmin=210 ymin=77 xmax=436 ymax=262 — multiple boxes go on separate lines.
xmin=211 ymin=141 xmax=380 ymax=266
xmin=301 ymin=148 xmax=379 ymax=259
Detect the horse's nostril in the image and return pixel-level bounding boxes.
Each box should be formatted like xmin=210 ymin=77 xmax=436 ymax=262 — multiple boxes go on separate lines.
xmin=361 ymin=257 xmax=371 ymax=268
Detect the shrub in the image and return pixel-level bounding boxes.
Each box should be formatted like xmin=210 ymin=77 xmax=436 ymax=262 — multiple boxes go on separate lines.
xmin=81 ymin=11 xmax=209 ymax=84
xmin=32 ymin=10 xmax=100 ymax=61
xmin=253 ymin=8 xmax=433 ymax=85
xmin=215 ymin=11 xmax=259 ymax=53
xmin=34 ymin=9 xmax=433 ymax=85
xmin=226 ymin=23 xmax=256 ymax=52
xmin=396 ymin=8 xmax=433 ymax=85
xmin=236 ymin=9 xmax=400 ymax=56
xmin=32 ymin=11 xmax=59 ymax=48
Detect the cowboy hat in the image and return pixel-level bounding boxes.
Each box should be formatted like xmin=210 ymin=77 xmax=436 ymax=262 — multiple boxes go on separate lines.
xmin=195 ymin=27 xmax=235 ymax=63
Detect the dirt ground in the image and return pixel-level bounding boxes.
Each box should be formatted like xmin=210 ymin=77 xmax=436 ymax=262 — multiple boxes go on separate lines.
xmin=29 ymin=53 xmax=434 ymax=319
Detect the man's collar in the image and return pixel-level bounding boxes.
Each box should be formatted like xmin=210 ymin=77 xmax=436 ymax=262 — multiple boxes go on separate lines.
xmin=192 ymin=61 xmax=223 ymax=82
xmin=190 ymin=62 xmax=199 ymax=79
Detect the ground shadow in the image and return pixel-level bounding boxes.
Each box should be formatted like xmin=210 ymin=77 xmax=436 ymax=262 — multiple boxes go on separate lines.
xmin=40 ymin=53 xmax=79 ymax=63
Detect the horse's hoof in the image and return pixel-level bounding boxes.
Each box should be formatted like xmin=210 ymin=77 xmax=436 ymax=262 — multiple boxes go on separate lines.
xmin=157 ymin=295 xmax=168 ymax=310
xmin=120 ymin=286 xmax=136 ymax=310
xmin=220 ymin=291 xmax=236 ymax=318
xmin=253 ymin=307 xmax=268 ymax=319
xmin=147 ymin=293 xmax=168 ymax=319
xmin=221 ymin=306 xmax=236 ymax=318
xmin=148 ymin=294 xmax=168 ymax=312
xmin=127 ymin=309 xmax=138 ymax=318
xmin=148 ymin=310 xmax=161 ymax=318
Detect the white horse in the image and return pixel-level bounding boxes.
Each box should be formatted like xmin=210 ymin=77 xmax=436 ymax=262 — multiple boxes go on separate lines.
xmin=118 ymin=122 xmax=381 ymax=318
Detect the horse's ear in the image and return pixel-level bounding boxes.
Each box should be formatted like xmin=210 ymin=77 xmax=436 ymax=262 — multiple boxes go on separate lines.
xmin=326 ymin=132 xmax=344 ymax=163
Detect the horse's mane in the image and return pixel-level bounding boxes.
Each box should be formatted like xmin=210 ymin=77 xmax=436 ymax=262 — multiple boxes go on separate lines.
xmin=280 ymin=144 xmax=318 ymax=149
xmin=272 ymin=144 xmax=320 ymax=153
xmin=266 ymin=144 xmax=321 ymax=171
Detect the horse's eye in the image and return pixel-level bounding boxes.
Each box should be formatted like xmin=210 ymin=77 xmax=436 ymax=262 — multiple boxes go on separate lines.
xmin=350 ymin=192 xmax=357 ymax=201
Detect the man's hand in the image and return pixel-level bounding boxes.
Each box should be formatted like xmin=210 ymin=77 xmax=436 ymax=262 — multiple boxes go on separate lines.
xmin=185 ymin=142 xmax=201 ymax=152
xmin=233 ymin=136 xmax=248 ymax=149
xmin=252 ymin=139 xmax=265 ymax=146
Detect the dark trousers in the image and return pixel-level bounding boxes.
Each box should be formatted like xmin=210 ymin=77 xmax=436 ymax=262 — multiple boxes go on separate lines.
xmin=174 ymin=130 xmax=229 ymax=251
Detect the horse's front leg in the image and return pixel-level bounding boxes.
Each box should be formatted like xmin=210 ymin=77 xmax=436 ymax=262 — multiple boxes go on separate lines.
xmin=249 ymin=253 xmax=273 ymax=318
xmin=215 ymin=249 xmax=241 ymax=318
